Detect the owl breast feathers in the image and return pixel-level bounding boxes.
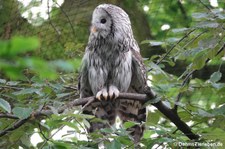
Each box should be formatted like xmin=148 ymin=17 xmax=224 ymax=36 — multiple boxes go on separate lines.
xmin=79 ymin=4 xmax=147 ymax=143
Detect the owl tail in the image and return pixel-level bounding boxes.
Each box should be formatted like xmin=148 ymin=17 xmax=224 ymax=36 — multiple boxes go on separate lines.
xmin=118 ymin=100 xmax=146 ymax=143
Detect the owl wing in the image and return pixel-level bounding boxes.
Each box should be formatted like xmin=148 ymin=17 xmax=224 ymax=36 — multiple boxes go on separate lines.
xmin=117 ymin=43 xmax=148 ymax=143
xmin=130 ymin=45 xmax=147 ymax=93
xmin=78 ymin=50 xmax=93 ymax=98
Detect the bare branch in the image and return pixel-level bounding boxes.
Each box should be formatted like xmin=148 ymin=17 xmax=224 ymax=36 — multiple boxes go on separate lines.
xmin=173 ymin=69 xmax=194 ymax=112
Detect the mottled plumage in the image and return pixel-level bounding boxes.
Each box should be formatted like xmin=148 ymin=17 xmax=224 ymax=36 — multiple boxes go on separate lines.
xmin=79 ymin=4 xmax=147 ymax=143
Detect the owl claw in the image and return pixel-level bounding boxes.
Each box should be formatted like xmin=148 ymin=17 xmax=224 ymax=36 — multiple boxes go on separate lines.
xmin=96 ymin=88 xmax=108 ymax=100
xmin=96 ymin=86 xmax=119 ymax=100
xmin=108 ymin=85 xmax=119 ymax=100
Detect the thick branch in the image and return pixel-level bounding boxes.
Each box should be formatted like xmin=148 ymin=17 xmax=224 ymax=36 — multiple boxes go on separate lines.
xmin=0 ymin=92 xmax=199 ymax=140
xmin=153 ymin=101 xmax=199 ymax=140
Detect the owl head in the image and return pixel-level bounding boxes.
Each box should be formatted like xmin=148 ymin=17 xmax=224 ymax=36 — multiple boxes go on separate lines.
xmin=90 ymin=4 xmax=133 ymax=40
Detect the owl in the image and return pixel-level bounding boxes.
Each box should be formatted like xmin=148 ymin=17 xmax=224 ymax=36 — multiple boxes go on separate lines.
xmin=79 ymin=4 xmax=147 ymax=143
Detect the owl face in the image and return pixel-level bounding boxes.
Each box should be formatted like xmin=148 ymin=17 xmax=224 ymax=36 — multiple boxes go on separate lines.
xmin=90 ymin=4 xmax=133 ymax=44
xmin=91 ymin=6 xmax=113 ymax=38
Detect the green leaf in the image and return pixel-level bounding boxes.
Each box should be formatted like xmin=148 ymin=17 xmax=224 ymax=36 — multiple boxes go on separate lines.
xmin=10 ymin=36 xmax=40 ymax=55
xmin=146 ymin=111 xmax=160 ymax=125
xmin=198 ymin=38 xmax=218 ymax=50
xmin=192 ymin=12 xmax=209 ymax=19
xmin=0 ymin=36 xmax=39 ymax=57
xmin=149 ymin=62 xmax=168 ymax=76
xmin=6 ymin=81 xmax=20 ymax=86
xmin=52 ymin=141 xmax=71 ymax=149
xmin=212 ymin=105 xmax=225 ymax=115
xmin=20 ymin=135 xmax=32 ymax=147
xmin=202 ymin=128 xmax=225 ymax=140
xmin=143 ymin=130 xmax=154 ymax=139
xmin=141 ymin=40 xmax=164 ymax=46
xmin=196 ymin=21 xmax=219 ymax=28
xmin=100 ymin=128 xmax=113 ymax=133
xmin=56 ymin=93 xmax=72 ymax=98
xmin=51 ymin=60 xmax=74 ymax=72
xmin=12 ymin=107 xmax=32 ymax=119
xmin=0 ymin=79 xmax=6 ymax=84
xmin=0 ymin=40 xmax=9 ymax=56
xmin=106 ymin=139 xmax=121 ymax=149
xmin=210 ymin=71 xmax=222 ymax=83
xmin=0 ymin=98 xmax=11 ymax=113
xmin=197 ymin=109 xmax=214 ymax=117
xmin=166 ymin=37 xmax=181 ymax=43
xmin=149 ymin=41 xmax=165 ymax=46
xmin=192 ymin=52 xmax=207 ymax=70
xmin=123 ymin=121 xmax=137 ymax=129
xmin=172 ymin=28 xmax=188 ymax=33
xmin=212 ymin=116 xmax=225 ymax=130
xmin=117 ymin=136 xmax=132 ymax=145
xmin=13 ymin=88 xmax=40 ymax=95
xmin=20 ymin=58 xmax=57 ymax=80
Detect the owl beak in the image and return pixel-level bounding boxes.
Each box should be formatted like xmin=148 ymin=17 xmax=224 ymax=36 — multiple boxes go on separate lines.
xmin=91 ymin=26 xmax=98 ymax=33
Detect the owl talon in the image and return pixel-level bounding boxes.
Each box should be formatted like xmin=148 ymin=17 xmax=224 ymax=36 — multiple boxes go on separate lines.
xmin=108 ymin=85 xmax=119 ymax=100
xmin=96 ymin=88 xmax=108 ymax=100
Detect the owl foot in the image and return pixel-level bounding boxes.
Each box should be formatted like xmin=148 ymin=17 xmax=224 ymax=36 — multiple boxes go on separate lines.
xmin=96 ymin=87 xmax=108 ymax=100
xmin=96 ymin=86 xmax=119 ymax=100
xmin=108 ymin=85 xmax=119 ymax=100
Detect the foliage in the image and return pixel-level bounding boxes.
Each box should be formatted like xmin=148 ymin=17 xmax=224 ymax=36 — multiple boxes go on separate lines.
xmin=141 ymin=0 xmax=225 ymax=148
xmin=0 ymin=0 xmax=225 ymax=149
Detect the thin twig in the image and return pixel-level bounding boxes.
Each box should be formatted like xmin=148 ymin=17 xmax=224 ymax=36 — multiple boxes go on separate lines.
xmin=198 ymin=0 xmax=214 ymax=15
xmin=182 ymin=31 xmax=207 ymax=49
xmin=54 ymin=1 xmax=76 ymax=38
xmin=38 ymin=123 xmax=49 ymax=141
xmin=0 ymin=113 xmax=18 ymax=119
xmin=80 ymin=97 xmax=95 ymax=112
xmin=148 ymin=29 xmax=195 ymax=71
xmin=173 ymin=69 xmax=194 ymax=112
xmin=39 ymin=124 xmax=66 ymax=149
xmin=156 ymin=29 xmax=195 ymax=65
xmin=47 ymin=0 xmax=60 ymax=36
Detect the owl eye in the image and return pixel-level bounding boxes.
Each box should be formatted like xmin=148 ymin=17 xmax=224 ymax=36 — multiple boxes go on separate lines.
xmin=100 ymin=18 xmax=107 ymax=24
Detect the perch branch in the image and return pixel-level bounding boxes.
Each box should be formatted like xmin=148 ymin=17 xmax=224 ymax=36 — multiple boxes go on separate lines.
xmin=0 ymin=91 xmax=199 ymax=140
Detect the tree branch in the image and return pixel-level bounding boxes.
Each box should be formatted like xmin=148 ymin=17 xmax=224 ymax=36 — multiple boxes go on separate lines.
xmin=0 ymin=91 xmax=199 ymax=140
xmin=0 ymin=118 xmax=29 ymax=137
xmin=0 ymin=113 xmax=19 ymax=119
xmin=177 ymin=0 xmax=188 ymax=21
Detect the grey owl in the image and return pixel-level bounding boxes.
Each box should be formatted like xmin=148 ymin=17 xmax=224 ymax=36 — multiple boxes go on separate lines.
xmin=79 ymin=4 xmax=147 ymax=143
